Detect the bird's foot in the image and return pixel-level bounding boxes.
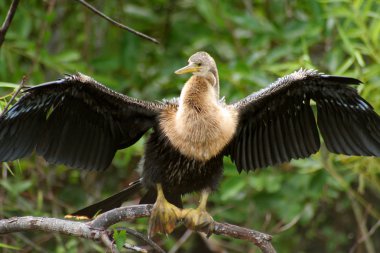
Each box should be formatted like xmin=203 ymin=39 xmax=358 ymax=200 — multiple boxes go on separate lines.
xmin=182 ymin=207 xmax=215 ymax=236
xmin=148 ymin=185 xmax=182 ymax=237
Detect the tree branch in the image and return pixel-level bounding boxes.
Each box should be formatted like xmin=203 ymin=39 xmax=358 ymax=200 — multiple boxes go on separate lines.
xmin=75 ymin=0 xmax=159 ymax=44
xmin=213 ymin=223 xmax=276 ymax=253
xmin=0 ymin=0 xmax=20 ymax=48
xmin=0 ymin=204 xmax=276 ymax=253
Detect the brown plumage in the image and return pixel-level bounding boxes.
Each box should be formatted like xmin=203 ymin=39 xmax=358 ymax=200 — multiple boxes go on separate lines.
xmin=1 ymin=51 xmax=380 ymax=236
xmin=160 ymin=75 xmax=238 ymax=161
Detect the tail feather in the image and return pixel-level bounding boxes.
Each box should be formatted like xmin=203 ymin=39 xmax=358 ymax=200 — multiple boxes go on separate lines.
xmin=66 ymin=179 xmax=142 ymax=219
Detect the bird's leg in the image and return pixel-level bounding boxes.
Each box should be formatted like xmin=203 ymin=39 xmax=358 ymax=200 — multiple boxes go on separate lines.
xmin=182 ymin=189 xmax=214 ymax=235
xmin=148 ymin=183 xmax=182 ymax=237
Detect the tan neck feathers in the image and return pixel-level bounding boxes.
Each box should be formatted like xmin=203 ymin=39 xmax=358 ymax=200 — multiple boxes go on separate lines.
xmin=180 ymin=76 xmax=218 ymax=112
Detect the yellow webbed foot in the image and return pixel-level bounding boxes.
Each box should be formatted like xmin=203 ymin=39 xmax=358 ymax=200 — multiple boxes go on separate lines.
xmin=148 ymin=184 xmax=182 ymax=237
xmin=183 ymin=207 xmax=214 ymax=235
xmin=182 ymin=189 xmax=214 ymax=235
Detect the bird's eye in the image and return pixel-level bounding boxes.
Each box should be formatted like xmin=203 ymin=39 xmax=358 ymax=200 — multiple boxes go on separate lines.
xmin=196 ymin=63 xmax=202 ymax=67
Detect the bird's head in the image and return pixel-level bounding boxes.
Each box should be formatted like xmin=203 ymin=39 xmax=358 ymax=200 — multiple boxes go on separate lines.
xmin=175 ymin=51 xmax=220 ymax=97
xmin=175 ymin=51 xmax=217 ymax=79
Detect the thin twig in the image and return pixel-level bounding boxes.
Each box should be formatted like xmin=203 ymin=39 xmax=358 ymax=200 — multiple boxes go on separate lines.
xmin=168 ymin=229 xmax=192 ymax=253
xmin=15 ymin=233 xmax=51 ymax=253
xmin=0 ymin=0 xmax=20 ymax=48
xmin=123 ymin=243 xmax=147 ymax=253
xmin=321 ymin=149 xmax=380 ymax=220
xmin=116 ymin=227 xmax=165 ymax=253
xmin=75 ymin=0 xmax=159 ymax=44
xmin=349 ymin=196 xmax=376 ymax=253
xmin=0 ymin=204 xmax=276 ymax=253
xmin=365 ymin=220 xmax=380 ymax=240
xmin=0 ymin=76 xmax=27 ymax=118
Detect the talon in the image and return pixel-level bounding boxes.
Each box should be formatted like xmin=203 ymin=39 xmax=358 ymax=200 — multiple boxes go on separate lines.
xmin=148 ymin=184 xmax=182 ymax=237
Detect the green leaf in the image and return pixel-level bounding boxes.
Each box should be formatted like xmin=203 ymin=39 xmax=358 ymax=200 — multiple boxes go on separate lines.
xmin=113 ymin=230 xmax=127 ymax=251
xmin=0 ymin=82 xmax=19 ymax=88
xmin=0 ymin=243 xmax=21 ymax=250
xmin=220 ymin=176 xmax=247 ymax=201
xmin=0 ymin=180 xmax=33 ymax=196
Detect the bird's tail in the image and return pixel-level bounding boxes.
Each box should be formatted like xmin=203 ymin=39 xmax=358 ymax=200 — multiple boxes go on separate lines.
xmin=65 ymin=179 xmax=143 ymax=219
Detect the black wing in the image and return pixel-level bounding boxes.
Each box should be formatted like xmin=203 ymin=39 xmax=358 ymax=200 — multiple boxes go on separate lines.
xmin=227 ymin=69 xmax=380 ymax=172
xmin=0 ymin=73 xmax=163 ymax=170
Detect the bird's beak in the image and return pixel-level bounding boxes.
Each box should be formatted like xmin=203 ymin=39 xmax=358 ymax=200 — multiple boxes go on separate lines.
xmin=175 ymin=63 xmax=201 ymax=75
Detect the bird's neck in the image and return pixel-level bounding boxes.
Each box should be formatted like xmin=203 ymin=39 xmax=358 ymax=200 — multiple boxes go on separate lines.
xmin=159 ymin=75 xmax=238 ymax=161
xmin=179 ymin=76 xmax=219 ymax=113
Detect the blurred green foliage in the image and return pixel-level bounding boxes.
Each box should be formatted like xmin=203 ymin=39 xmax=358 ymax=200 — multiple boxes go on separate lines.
xmin=0 ymin=0 xmax=380 ymax=252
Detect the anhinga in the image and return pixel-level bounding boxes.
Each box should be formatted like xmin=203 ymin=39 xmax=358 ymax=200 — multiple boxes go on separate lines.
xmin=1 ymin=52 xmax=380 ymax=236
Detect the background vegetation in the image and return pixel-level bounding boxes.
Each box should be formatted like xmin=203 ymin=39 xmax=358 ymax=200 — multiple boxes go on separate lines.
xmin=1 ymin=0 xmax=379 ymax=252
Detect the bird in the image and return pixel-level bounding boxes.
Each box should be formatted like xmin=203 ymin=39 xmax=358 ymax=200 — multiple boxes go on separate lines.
xmin=1 ymin=51 xmax=380 ymax=237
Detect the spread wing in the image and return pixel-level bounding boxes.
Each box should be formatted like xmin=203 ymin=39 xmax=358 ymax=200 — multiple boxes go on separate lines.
xmin=227 ymin=69 xmax=380 ymax=172
xmin=0 ymin=73 xmax=164 ymax=170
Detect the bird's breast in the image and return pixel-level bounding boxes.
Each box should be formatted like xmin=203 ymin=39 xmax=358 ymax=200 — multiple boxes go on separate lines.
xmin=159 ymin=104 xmax=238 ymax=161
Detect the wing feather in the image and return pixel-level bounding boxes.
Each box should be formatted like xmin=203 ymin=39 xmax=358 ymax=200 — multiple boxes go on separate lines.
xmin=257 ymin=124 xmax=265 ymax=168
xmin=241 ymin=125 xmax=248 ymax=170
xmin=263 ymin=120 xmax=273 ymax=166
xmin=252 ymin=124 xmax=260 ymax=168
xmin=287 ymin=114 xmax=300 ymax=156
xmin=294 ymin=108 xmax=309 ymax=158
xmin=275 ymin=116 xmax=288 ymax=161
xmin=282 ymin=113 xmax=295 ymax=160
xmin=302 ymin=105 xmax=319 ymax=154
xmin=0 ymin=73 xmax=163 ymax=170
xmin=246 ymin=121 xmax=254 ymax=169
xmin=227 ymin=69 xmax=380 ymax=171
